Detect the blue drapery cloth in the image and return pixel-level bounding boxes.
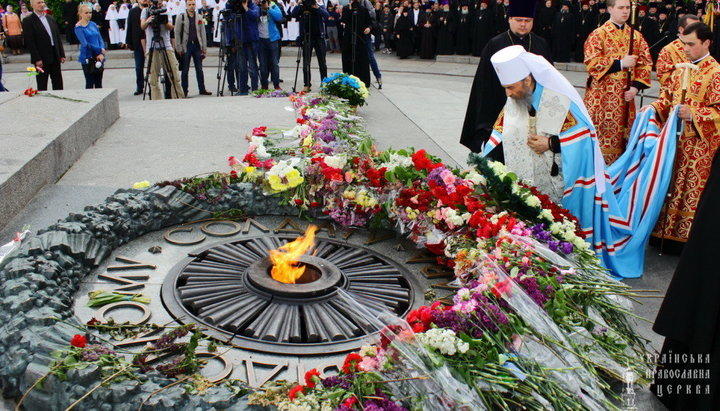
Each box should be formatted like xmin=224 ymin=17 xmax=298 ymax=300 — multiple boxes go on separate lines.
xmin=484 ymin=87 xmax=679 ymax=278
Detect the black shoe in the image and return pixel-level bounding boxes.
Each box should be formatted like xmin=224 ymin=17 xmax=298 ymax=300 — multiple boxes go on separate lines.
xmin=199 ymin=90 xmax=213 ymax=96
xmin=133 ymin=90 xmax=142 ymax=95
xmin=229 ymin=86 xmax=238 ymax=93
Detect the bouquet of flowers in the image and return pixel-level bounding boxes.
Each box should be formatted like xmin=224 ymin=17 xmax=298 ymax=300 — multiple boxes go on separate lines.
xmin=320 ymin=73 xmax=370 ymax=107
xmin=171 ymin=92 xmax=655 ymax=409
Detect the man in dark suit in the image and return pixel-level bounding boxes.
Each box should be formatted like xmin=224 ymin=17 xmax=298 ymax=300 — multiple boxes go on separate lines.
xmin=409 ymin=1 xmax=425 ymax=53
xmin=22 ymin=0 xmax=66 ymax=90
xmin=126 ymin=0 xmax=148 ymax=95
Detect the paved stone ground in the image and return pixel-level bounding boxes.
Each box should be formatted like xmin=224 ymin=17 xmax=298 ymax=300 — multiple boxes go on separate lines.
xmin=1 ymin=47 xmax=672 ymax=410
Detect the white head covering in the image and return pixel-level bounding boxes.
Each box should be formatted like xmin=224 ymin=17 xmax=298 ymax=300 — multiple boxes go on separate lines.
xmin=118 ymin=4 xmax=129 ymax=18
xmin=490 ymin=45 xmax=607 ymax=193
xmin=106 ymin=4 xmax=118 ymax=19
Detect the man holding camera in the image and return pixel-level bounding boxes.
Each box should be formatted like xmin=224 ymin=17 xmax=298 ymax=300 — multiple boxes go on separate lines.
xmin=292 ymin=0 xmax=328 ymax=92
xmin=141 ymin=0 xmax=184 ymax=99
xmin=224 ymin=0 xmax=260 ymax=95
xmin=176 ymin=0 xmax=213 ymax=96
xmin=258 ymin=0 xmax=284 ymax=90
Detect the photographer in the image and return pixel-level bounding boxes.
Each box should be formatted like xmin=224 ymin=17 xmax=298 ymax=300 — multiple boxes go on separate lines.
xmin=141 ymin=0 xmax=184 ymax=99
xmin=291 ymin=0 xmax=328 ymax=92
xmin=258 ymin=0 xmax=283 ymax=90
xmin=175 ymin=0 xmax=213 ymax=96
xmin=223 ymin=0 xmax=260 ymax=95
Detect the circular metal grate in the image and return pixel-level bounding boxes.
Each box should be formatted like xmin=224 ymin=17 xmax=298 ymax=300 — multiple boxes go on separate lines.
xmin=161 ymin=235 xmax=423 ymax=355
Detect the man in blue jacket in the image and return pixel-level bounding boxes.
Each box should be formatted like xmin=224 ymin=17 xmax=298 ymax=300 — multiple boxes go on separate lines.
xmin=224 ymin=0 xmax=260 ymax=95
xmin=258 ymin=0 xmax=284 ymax=89
xmin=292 ymin=0 xmax=328 ymax=92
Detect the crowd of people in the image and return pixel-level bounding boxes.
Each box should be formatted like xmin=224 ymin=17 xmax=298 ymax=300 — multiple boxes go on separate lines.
xmin=5 ymin=0 xmax=720 ymax=94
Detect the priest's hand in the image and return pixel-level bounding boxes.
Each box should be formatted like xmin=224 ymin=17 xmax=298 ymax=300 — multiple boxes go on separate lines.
xmin=624 ymin=86 xmax=638 ymax=102
xmin=621 ymin=54 xmax=637 ymax=69
xmin=679 ymin=105 xmax=694 ymax=121
xmin=527 ymin=134 xmax=550 ymax=155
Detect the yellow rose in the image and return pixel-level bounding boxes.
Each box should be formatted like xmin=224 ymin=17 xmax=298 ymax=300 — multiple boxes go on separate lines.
xmin=285 ymin=169 xmax=304 ymax=188
xmin=132 ymin=181 xmax=151 ymax=189
xmin=268 ymin=174 xmax=286 ymax=191
xmin=244 ymin=166 xmax=256 ymax=174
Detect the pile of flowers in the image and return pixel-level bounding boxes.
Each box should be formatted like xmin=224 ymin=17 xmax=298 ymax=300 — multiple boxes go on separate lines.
xmin=225 ymin=94 xmax=647 ymax=410
xmin=185 ymin=93 xmax=651 ymax=409
xmin=320 ymin=73 xmax=370 ymax=107
xmin=253 ymin=89 xmax=293 ymax=98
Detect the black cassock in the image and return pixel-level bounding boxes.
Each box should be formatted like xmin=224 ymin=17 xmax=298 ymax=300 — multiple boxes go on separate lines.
xmin=455 ymin=11 xmax=472 ymax=55
xmin=534 ymin=4 xmax=555 ymax=46
xmin=459 ymin=30 xmax=552 ymax=159
xmin=652 ymin=150 xmax=720 ymax=410
xmin=638 ymin=16 xmax=659 ymax=61
xmin=341 ymin=4 xmax=372 ymax=87
xmin=574 ymin=8 xmax=596 ymax=62
xmin=471 ymin=7 xmax=494 ymax=56
xmin=419 ymin=11 xmax=437 ymax=59
xmin=62 ymin=0 xmax=79 ymax=43
xmin=436 ymin=11 xmax=456 ymax=55
xmin=551 ymin=11 xmax=575 ymax=62
xmin=395 ymin=13 xmax=414 ymax=58
xmin=494 ymin=4 xmax=509 ymax=34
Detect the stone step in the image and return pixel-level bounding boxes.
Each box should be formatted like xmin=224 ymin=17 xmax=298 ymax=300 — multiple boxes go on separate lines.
xmin=0 ymin=89 xmax=119 ymax=231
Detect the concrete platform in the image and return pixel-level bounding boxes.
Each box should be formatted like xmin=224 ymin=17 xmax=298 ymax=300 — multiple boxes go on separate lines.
xmin=0 ymin=88 xmax=119 ymax=230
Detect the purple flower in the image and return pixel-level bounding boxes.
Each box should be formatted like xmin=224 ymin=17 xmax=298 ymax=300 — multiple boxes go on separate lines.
xmin=322 ymin=375 xmax=353 ymax=390
xmin=560 ymin=241 xmax=574 ymax=254
xmin=517 ymin=277 xmax=552 ymax=307
xmin=80 ymin=344 xmax=115 ymax=362
xmin=547 ymin=240 xmax=560 ymax=252
xmin=361 ymin=389 xmax=409 ymax=411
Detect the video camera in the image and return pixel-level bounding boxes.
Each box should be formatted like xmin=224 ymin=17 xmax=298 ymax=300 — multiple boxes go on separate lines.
xmin=148 ymin=0 xmax=169 ymax=26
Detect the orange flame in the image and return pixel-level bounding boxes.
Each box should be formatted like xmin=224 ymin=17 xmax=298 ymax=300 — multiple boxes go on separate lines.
xmin=270 ymin=225 xmax=318 ymax=284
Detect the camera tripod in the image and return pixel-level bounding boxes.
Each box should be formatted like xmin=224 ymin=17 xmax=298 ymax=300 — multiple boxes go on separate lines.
xmin=142 ymin=27 xmax=182 ymax=100
xmin=292 ymin=9 xmax=312 ymax=92
xmin=216 ymin=7 xmax=244 ymax=96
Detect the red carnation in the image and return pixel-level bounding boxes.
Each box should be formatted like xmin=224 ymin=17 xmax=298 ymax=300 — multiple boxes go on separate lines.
xmin=310 ymin=201 xmax=320 ymax=208
xmin=491 ymin=278 xmax=514 ymax=298
xmin=70 ymin=334 xmax=87 ymax=348
xmin=294 ymin=199 xmax=304 ymax=205
xmin=230 ymin=170 xmax=238 ymax=178
xmin=342 ymin=352 xmax=363 ymax=373
xmin=425 ymin=241 xmax=446 ymax=256
xmin=304 ymin=368 xmax=321 ymax=388
xmin=252 ymin=126 xmax=268 ymax=137
xmin=288 ymin=384 xmax=305 ymax=401
xmin=342 ymin=396 xmax=359 ymax=407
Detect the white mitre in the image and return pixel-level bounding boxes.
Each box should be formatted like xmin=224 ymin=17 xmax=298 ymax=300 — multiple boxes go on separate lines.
xmin=490 ymin=45 xmax=530 ymax=86
xmin=489 ymin=45 xmax=607 ymax=194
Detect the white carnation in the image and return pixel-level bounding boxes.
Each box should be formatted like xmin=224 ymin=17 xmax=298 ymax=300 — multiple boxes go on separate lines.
xmin=324 ymin=154 xmax=347 ymax=169
xmin=524 ymin=195 xmax=542 ymax=208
